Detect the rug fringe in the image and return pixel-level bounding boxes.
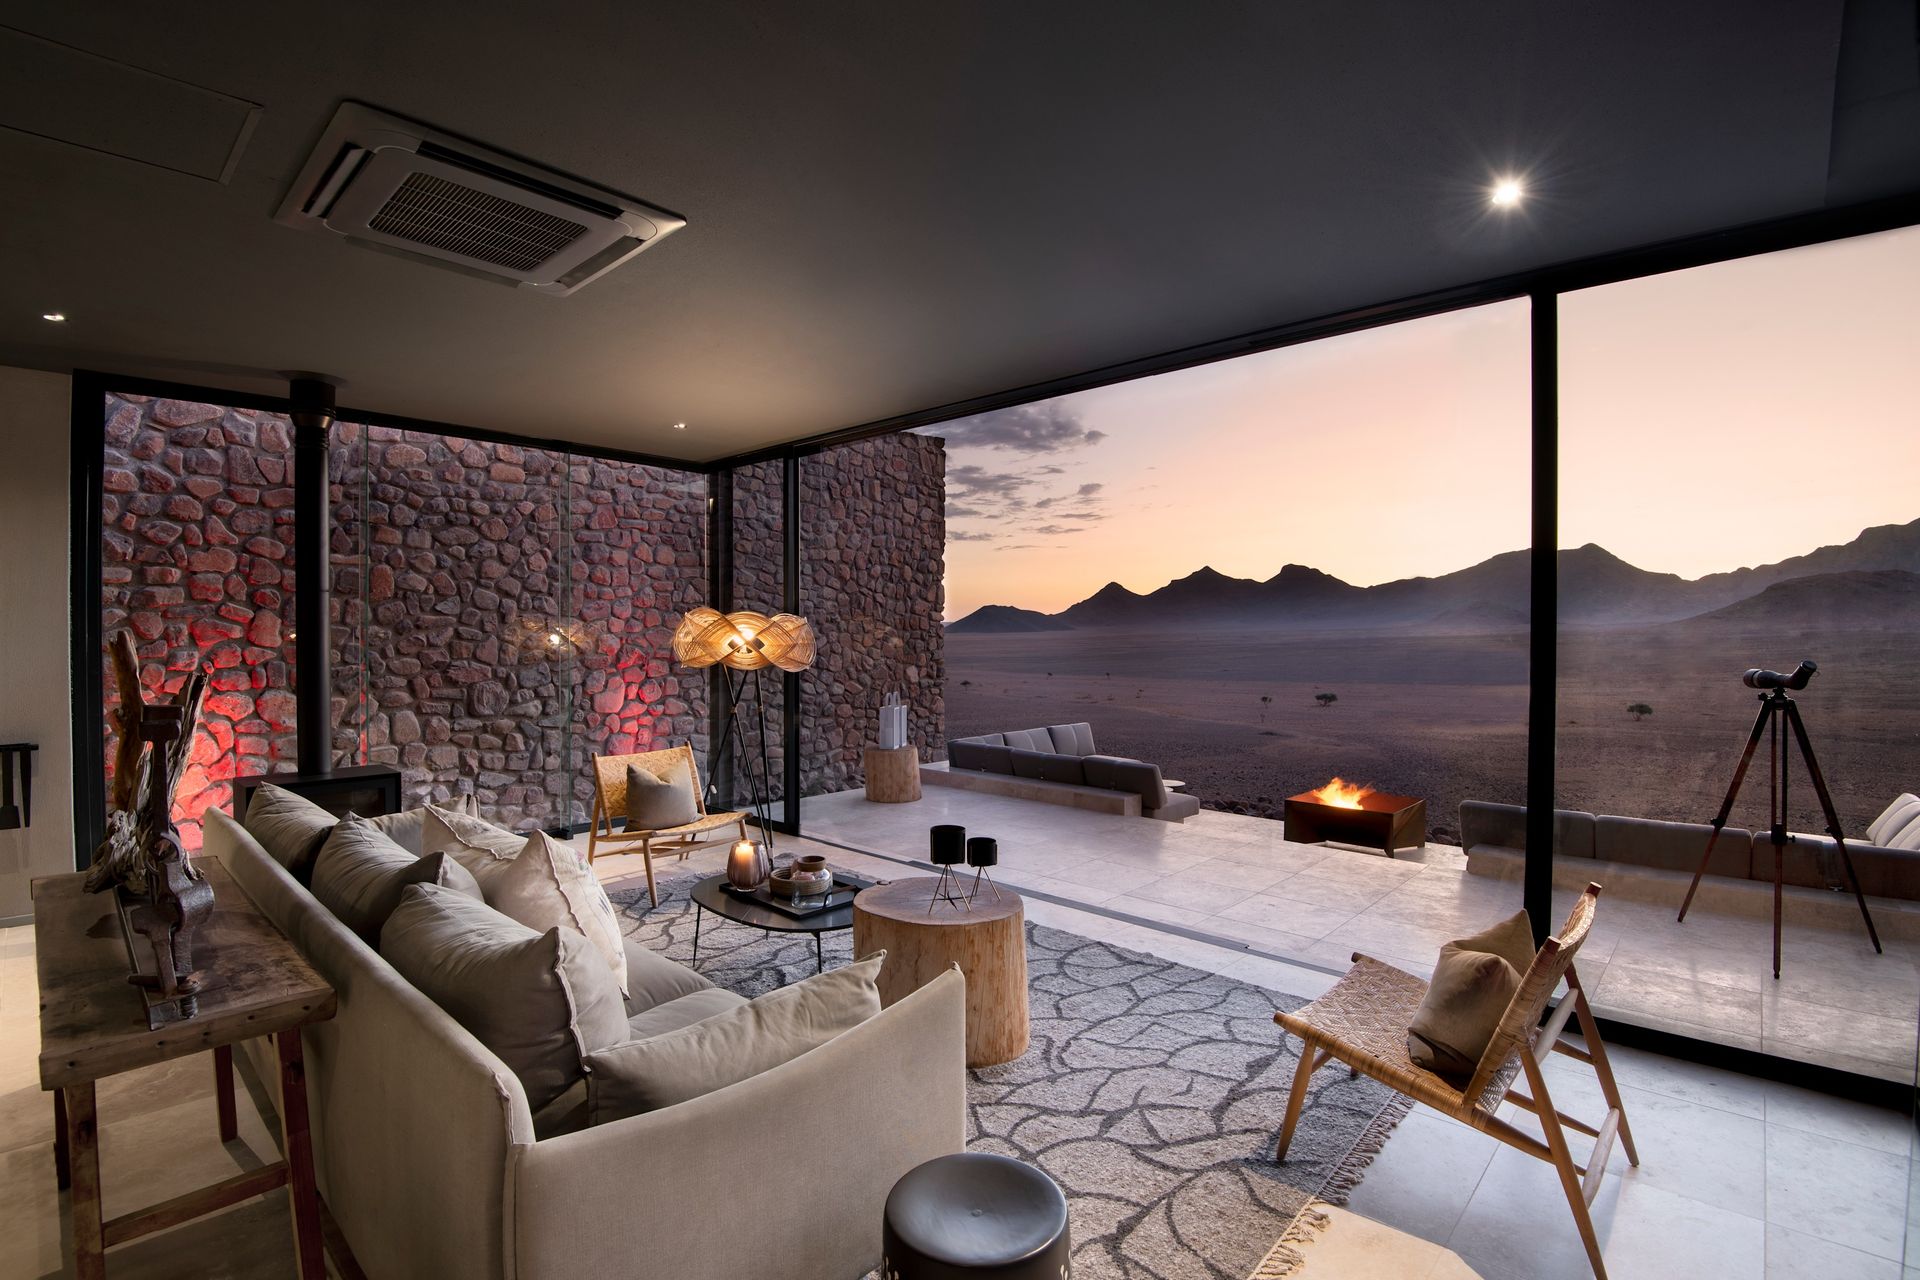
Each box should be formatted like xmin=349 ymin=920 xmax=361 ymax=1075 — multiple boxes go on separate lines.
xmin=1247 ymin=1091 xmax=1417 ymax=1278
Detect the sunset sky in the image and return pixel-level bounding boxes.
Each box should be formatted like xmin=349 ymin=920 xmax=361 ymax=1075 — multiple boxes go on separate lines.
xmin=924 ymin=226 xmax=1920 ymax=621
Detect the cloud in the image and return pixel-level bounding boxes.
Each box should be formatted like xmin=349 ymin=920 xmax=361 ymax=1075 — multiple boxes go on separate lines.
xmin=946 ymin=465 xmax=1032 ymax=502
xmin=1075 ymin=483 xmax=1103 ymax=498
xmin=949 ymin=530 xmax=995 ymax=542
xmin=929 ymin=403 xmax=1108 ymax=454
xmin=1031 ymin=523 xmax=1090 ymax=535
xmin=995 ymin=543 xmax=1040 ymax=552
xmin=945 ymin=503 xmax=986 ymax=519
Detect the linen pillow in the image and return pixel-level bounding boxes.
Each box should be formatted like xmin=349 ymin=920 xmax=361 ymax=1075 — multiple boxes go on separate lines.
xmin=242 ymin=784 xmax=338 ymax=883
xmin=1406 ymin=910 xmax=1538 ymax=1082
xmin=421 ymin=803 xmax=524 ymax=860
xmin=625 ymin=763 xmax=699 ymax=831
xmin=583 ymin=951 xmax=885 ymax=1125
xmin=1866 ymin=794 xmax=1920 ymax=846
xmin=362 ymin=795 xmax=477 ymax=857
xmin=309 ymin=815 xmax=483 ymax=944
xmin=455 ymin=831 xmax=630 ymax=999
xmin=381 ymin=883 xmax=628 ymax=1112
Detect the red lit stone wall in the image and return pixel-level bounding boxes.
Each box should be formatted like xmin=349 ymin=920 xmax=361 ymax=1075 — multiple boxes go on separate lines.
xmin=100 ymin=394 xmax=298 ymax=850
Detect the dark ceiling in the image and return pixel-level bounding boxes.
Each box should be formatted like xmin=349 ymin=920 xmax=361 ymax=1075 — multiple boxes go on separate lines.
xmin=2 ymin=2 xmax=1916 ymax=462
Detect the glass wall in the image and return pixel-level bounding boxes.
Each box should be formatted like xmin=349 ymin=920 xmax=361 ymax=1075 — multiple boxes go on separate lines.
xmin=99 ymin=393 xmax=298 ymax=850
xmin=1558 ymin=225 xmax=1920 ymax=1076
xmin=728 ymin=459 xmax=787 ymax=818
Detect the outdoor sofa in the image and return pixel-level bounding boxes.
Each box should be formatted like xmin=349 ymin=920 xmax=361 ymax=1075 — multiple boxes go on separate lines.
xmin=945 ymin=722 xmax=1201 ymax=822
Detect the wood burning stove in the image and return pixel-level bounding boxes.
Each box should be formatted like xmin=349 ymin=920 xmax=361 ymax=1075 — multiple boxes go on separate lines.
xmin=1283 ymin=785 xmax=1427 ymax=857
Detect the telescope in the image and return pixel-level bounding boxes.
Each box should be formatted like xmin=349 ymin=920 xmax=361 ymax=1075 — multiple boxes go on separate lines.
xmin=1741 ymin=660 xmax=1816 ymax=691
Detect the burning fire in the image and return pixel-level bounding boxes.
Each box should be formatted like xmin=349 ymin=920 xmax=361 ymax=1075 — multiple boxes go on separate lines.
xmin=1307 ymin=777 xmax=1375 ymax=810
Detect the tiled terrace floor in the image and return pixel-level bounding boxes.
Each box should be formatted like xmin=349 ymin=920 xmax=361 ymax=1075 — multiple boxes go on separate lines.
xmin=799 ymin=788 xmax=1920 ymax=1280
xmin=801 ymin=785 xmax=1920 ymax=1082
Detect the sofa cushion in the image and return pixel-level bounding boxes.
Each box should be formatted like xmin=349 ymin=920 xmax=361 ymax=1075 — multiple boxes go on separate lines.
xmin=625 ymin=987 xmax=749 ymax=1040
xmin=243 ymin=784 xmax=338 ymax=883
xmin=421 ymin=804 xmax=524 ymax=860
xmin=1009 ymin=748 xmax=1086 ymax=786
xmin=310 ymin=815 xmax=483 ymax=944
xmin=1406 ymin=911 xmax=1537 ymax=1081
xmin=1459 ymin=802 xmax=1597 ymax=860
xmin=1001 ymin=728 xmax=1052 ymax=752
xmin=455 ymin=832 xmax=630 ymax=999
xmin=1888 ymin=816 xmax=1920 ymax=852
xmin=1082 ymin=755 xmax=1169 ymax=810
xmin=1595 ymin=816 xmax=1752 ymax=879
xmin=1046 ymin=723 xmax=1096 ymax=757
xmin=381 ymin=883 xmax=628 ymax=1112
xmin=363 ymin=794 xmax=478 ymax=857
xmin=1867 ymin=794 xmax=1920 ymax=846
xmin=622 ymin=938 xmax=714 ymax=1015
xmin=1148 ymin=792 xmax=1202 ymax=822
xmin=947 ymin=739 xmax=1014 ymax=774
xmin=625 ymin=763 xmax=699 ymax=831
xmin=583 ymin=951 xmax=885 ymax=1124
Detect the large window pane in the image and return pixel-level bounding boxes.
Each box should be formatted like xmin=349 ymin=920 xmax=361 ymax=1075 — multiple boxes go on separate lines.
xmin=1559 ymin=226 xmax=1920 ymax=1077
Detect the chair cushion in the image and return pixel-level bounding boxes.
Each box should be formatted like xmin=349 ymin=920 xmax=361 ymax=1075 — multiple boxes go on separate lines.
xmin=1866 ymin=794 xmax=1920 ymax=845
xmin=1046 ymin=723 xmax=1096 ymax=756
xmin=1406 ymin=910 xmax=1537 ymax=1082
xmin=309 ymin=815 xmax=483 ymax=944
xmin=1009 ymin=749 xmax=1086 ymax=786
xmin=454 ymin=831 xmax=630 ymax=999
xmin=583 ymin=951 xmax=885 ymax=1124
xmin=381 ymin=883 xmax=629 ymax=1112
xmin=243 ymin=784 xmax=338 ymax=884
xmin=626 ymin=763 xmax=699 ymax=831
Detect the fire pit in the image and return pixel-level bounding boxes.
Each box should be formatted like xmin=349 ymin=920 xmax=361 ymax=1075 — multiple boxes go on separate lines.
xmin=1283 ymin=778 xmax=1426 ymax=858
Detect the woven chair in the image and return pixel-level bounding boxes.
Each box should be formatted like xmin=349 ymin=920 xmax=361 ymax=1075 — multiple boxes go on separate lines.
xmin=588 ymin=745 xmax=748 ymax=905
xmin=1273 ymin=883 xmax=1636 ymax=1280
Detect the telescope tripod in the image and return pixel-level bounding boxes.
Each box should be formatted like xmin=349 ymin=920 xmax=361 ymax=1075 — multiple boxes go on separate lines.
xmin=1676 ymin=687 xmax=1881 ymax=978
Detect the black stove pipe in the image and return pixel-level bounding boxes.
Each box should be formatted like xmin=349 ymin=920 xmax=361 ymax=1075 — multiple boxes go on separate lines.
xmin=290 ymin=377 xmax=336 ymax=777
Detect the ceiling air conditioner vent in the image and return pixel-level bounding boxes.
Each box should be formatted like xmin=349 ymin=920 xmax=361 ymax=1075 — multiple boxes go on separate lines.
xmin=275 ymin=102 xmax=685 ymax=295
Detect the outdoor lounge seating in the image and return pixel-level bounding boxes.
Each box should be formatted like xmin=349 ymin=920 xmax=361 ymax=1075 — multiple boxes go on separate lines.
xmin=943 ymin=723 xmax=1201 ymax=822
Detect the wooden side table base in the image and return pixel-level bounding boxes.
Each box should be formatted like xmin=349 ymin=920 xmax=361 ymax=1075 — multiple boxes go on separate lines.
xmin=854 ymin=877 xmax=1029 ymax=1066
xmin=863 ymin=745 xmax=922 ymax=803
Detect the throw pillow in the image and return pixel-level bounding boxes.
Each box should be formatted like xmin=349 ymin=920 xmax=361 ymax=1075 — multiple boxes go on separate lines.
xmin=242 ymin=784 xmax=338 ymax=884
xmin=421 ymin=803 xmax=524 ymax=860
xmin=625 ymin=763 xmax=698 ymax=831
xmin=381 ymin=883 xmax=628 ymax=1112
xmin=1866 ymin=794 xmax=1920 ymax=846
xmin=1406 ymin=910 xmax=1538 ymax=1082
xmin=455 ymin=831 xmax=630 ymax=999
xmin=583 ymin=951 xmax=885 ymax=1125
xmin=310 ymin=815 xmax=483 ymax=944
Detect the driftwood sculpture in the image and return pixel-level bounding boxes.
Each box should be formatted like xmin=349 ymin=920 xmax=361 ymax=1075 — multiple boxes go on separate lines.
xmin=87 ymin=631 xmax=215 ymax=1020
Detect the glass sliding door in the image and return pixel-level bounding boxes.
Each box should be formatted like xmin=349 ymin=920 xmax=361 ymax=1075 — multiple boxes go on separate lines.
xmin=1557 ymin=225 xmax=1920 ymax=1077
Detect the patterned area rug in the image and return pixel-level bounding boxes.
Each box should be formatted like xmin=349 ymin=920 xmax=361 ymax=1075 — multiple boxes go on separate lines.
xmin=609 ymin=871 xmax=1411 ymax=1280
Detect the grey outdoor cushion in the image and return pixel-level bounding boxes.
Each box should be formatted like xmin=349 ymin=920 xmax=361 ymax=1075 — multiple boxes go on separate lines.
xmin=947 ymin=738 xmax=1015 ymax=774
xmin=1595 ymin=816 xmax=1752 ymax=879
xmin=1082 ymin=755 xmax=1169 ymax=810
xmin=1458 ymin=801 xmax=1597 ymax=859
xmin=1001 ymin=728 xmax=1052 ymax=752
xmin=1046 ymin=723 xmax=1096 ymax=756
xmin=626 ymin=763 xmax=699 ymax=830
xmin=1148 ymin=792 xmax=1202 ymax=822
xmin=1009 ymin=749 xmax=1086 ymax=786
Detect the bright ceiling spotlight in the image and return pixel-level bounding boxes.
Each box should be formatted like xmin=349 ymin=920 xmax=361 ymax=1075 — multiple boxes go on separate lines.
xmin=671 ymin=422 xmax=687 ymax=430
xmin=41 ymin=311 xmax=66 ymax=322
xmin=1488 ymin=178 xmax=1525 ymax=209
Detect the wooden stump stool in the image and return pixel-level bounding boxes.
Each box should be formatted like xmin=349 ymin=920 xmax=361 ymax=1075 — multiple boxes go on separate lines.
xmin=863 ymin=745 xmax=922 ymax=803
xmin=853 ymin=877 xmax=1028 ymax=1067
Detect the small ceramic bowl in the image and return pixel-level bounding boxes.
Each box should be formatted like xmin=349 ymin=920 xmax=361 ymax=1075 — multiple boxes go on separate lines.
xmin=768 ymin=868 xmax=835 ymax=898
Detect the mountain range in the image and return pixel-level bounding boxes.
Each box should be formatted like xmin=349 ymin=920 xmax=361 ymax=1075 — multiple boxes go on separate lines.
xmin=947 ymin=519 xmax=1920 ymax=633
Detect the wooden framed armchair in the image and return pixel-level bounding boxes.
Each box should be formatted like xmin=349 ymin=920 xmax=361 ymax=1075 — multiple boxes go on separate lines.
xmin=588 ymin=745 xmax=748 ymax=905
xmin=1273 ymin=883 xmax=1636 ymax=1280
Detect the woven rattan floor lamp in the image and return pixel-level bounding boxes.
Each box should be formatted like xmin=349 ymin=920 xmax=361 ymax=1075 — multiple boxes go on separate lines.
xmin=672 ymin=607 xmax=816 ymax=850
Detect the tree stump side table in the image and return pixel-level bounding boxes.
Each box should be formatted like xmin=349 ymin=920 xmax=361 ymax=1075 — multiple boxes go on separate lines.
xmin=863 ymin=745 xmax=922 ymax=803
xmin=853 ymin=877 xmax=1028 ymax=1067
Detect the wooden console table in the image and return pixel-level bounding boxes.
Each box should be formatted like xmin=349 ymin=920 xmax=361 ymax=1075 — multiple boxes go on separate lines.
xmin=34 ymin=857 xmax=338 ymax=1279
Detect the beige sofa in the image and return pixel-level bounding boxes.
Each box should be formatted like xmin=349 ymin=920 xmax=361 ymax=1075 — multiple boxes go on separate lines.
xmin=207 ymin=809 xmax=967 ymax=1280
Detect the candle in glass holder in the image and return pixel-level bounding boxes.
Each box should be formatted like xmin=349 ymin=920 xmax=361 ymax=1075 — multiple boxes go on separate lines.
xmin=727 ymin=839 xmax=769 ymax=890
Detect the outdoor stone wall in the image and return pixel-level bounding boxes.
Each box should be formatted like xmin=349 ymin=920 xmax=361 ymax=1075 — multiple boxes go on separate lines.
xmin=100 ymin=394 xmax=298 ymax=850
xmin=799 ymin=433 xmax=946 ymax=795
xmin=331 ymin=426 xmax=709 ymax=829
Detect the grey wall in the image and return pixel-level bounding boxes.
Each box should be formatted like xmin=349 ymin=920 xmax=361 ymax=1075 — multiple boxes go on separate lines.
xmin=0 ymin=366 xmax=73 ymax=920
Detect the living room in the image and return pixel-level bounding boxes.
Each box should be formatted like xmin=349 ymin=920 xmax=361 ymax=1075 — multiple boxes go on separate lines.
xmin=2 ymin=5 xmax=1918 ymax=1279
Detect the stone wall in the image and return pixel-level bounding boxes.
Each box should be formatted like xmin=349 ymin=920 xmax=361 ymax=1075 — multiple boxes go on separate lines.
xmin=331 ymin=426 xmax=709 ymax=829
xmin=100 ymin=394 xmax=298 ymax=850
xmin=799 ymin=434 xmax=946 ymax=795
xmin=729 ymin=459 xmax=788 ymax=805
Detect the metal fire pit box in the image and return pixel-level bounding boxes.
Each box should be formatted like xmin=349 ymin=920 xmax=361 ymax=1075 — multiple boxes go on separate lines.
xmin=1283 ymin=790 xmax=1427 ymax=857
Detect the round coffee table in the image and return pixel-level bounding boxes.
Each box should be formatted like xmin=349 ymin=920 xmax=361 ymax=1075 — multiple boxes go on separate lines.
xmin=688 ymin=874 xmax=857 ymax=974
xmin=852 ymin=877 xmax=1029 ymax=1067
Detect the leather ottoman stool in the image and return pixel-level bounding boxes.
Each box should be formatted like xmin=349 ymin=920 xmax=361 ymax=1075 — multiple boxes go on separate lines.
xmin=882 ymin=1152 xmax=1070 ymax=1279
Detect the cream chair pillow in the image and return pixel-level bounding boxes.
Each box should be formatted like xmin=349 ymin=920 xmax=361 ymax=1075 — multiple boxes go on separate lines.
xmin=452 ymin=831 xmax=630 ymax=999
xmin=583 ymin=951 xmax=885 ymax=1124
xmin=381 ymin=883 xmax=628 ymax=1112
xmin=1406 ymin=910 xmax=1538 ymax=1082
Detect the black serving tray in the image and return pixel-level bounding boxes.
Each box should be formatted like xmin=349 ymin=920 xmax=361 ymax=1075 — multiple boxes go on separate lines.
xmin=719 ymin=873 xmax=875 ymax=919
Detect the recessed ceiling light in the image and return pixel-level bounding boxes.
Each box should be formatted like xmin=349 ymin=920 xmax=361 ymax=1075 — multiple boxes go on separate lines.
xmin=41 ymin=312 xmax=66 ymax=322
xmin=1489 ymin=178 xmax=1524 ymax=209
xmin=672 ymin=422 xmax=687 ymax=430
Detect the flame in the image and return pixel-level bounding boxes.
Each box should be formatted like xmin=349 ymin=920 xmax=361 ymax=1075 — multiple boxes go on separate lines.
xmin=1307 ymin=777 xmax=1375 ymax=810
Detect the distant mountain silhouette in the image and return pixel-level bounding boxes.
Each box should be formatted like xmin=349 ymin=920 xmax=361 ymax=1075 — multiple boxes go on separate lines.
xmin=1674 ymin=569 xmax=1920 ymax=630
xmin=947 ymin=604 xmax=1075 ymax=634
xmin=956 ymin=518 xmax=1920 ymax=633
